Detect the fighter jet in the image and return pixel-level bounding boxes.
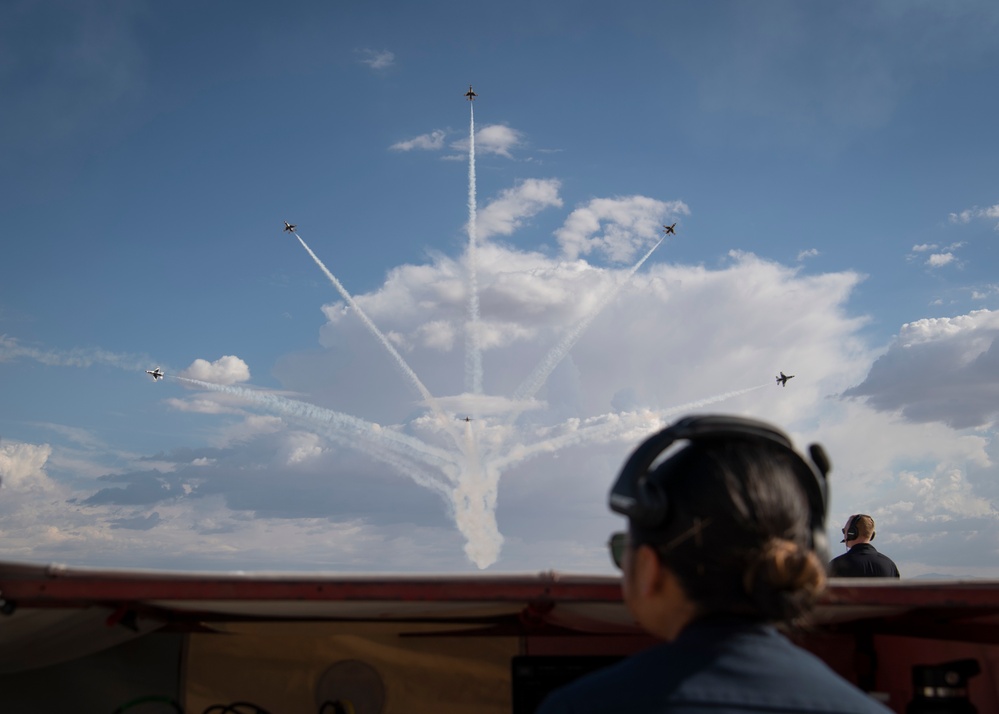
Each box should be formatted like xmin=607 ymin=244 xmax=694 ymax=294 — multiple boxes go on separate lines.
xmin=663 ymin=223 xmax=676 ymax=236
xmin=464 ymin=85 xmax=477 ymax=101
xmin=283 ymin=221 xmax=296 ymax=233
xmin=461 ymin=416 xmax=473 ymax=422
xmin=146 ymin=367 xmax=164 ymax=381
xmin=776 ymin=371 xmax=795 ymax=387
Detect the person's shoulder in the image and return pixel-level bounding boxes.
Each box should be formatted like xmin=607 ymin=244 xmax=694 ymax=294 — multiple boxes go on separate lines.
xmin=829 ymin=551 xmax=857 ymax=576
xmin=534 ymin=644 xmax=682 ymax=714
xmin=725 ymin=633 xmax=894 ymax=712
xmin=874 ymin=551 xmax=901 ymax=576
xmin=536 ymin=632 xmax=892 ymax=714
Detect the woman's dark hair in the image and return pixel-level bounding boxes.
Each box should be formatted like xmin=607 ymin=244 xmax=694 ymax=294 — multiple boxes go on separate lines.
xmin=629 ymin=438 xmax=826 ymax=623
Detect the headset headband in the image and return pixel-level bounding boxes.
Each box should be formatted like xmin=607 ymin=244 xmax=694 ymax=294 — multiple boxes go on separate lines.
xmin=842 ymin=513 xmax=873 ymax=542
xmin=608 ymin=414 xmax=831 ymax=558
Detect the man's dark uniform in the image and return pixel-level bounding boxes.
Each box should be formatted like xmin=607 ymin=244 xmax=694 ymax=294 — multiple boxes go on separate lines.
xmin=829 ymin=543 xmax=900 ymax=578
xmin=536 ymin=617 xmax=892 ymax=713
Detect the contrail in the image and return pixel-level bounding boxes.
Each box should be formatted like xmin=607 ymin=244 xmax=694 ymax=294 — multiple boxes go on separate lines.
xmin=178 ymin=374 xmax=507 ymax=565
xmin=173 ymin=376 xmax=457 ymax=495
xmin=465 ymin=103 xmax=483 ymax=396
xmin=0 ymin=335 xmax=154 ymax=372
xmin=449 ymin=418 xmax=503 ymax=568
xmin=488 ymin=383 xmax=770 ymax=473
xmin=511 ymin=236 xmax=665 ymax=405
xmin=291 ymin=232 xmax=463 ymax=449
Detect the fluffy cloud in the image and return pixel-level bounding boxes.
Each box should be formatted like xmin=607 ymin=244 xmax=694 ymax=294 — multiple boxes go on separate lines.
xmin=451 ymin=124 xmax=522 ymax=158
xmin=555 ymin=197 xmax=690 ymax=262
xmin=927 ymin=252 xmax=956 ymax=268
xmin=476 ymin=178 xmax=563 ymax=241
xmin=390 ymin=130 xmax=445 ymax=152
xmin=844 ymin=309 xmax=999 ymax=429
xmin=179 ymin=355 xmax=251 ymax=385
xmin=0 ymin=441 xmax=55 ymax=492
xmin=949 ymin=202 xmax=999 ymax=229
xmin=908 ymin=242 xmax=965 ymax=266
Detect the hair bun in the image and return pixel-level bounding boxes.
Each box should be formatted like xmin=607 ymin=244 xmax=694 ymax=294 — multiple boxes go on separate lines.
xmin=743 ymin=538 xmax=826 ymax=621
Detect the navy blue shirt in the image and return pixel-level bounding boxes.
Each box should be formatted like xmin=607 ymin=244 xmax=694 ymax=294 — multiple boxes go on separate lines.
xmin=829 ymin=543 xmax=900 ymax=578
xmin=536 ymin=617 xmax=892 ymax=713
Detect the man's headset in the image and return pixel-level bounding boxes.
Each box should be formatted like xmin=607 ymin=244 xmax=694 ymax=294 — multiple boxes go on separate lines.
xmin=608 ymin=414 xmax=831 ymax=560
xmin=841 ymin=514 xmax=874 ymax=543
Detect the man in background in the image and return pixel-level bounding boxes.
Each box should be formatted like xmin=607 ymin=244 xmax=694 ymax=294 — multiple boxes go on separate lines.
xmin=829 ymin=514 xmax=900 ymax=578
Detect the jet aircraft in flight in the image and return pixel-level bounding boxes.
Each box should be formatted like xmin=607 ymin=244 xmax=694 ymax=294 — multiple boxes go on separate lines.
xmin=464 ymin=85 xmax=477 ymax=101
xmin=663 ymin=223 xmax=676 ymax=236
xmin=283 ymin=222 xmax=296 ymax=233
xmin=146 ymin=367 xmax=164 ymax=381
xmin=776 ymin=371 xmax=795 ymax=387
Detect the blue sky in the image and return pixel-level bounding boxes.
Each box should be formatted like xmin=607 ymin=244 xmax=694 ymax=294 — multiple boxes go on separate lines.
xmin=2 ymin=0 xmax=999 ymax=574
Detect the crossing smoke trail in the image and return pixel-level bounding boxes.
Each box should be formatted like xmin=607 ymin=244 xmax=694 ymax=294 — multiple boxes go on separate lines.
xmin=174 ymin=376 xmax=456 ymax=497
xmin=465 ymin=103 xmax=483 ymax=396
xmin=511 ymin=236 xmax=665 ymax=405
xmin=488 ymin=383 xmax=770 ymax=473
xmin=289 ymin=229 xmax=511 ymax=566
xmin=178 ymin=374 xmax=504 ymax=567
xmin=291 ymin=232 xmax=463 ymax=449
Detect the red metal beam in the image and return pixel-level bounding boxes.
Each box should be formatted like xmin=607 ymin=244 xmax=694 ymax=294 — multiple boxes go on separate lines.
xmin=4 ymin=562 xmax=999 ymax=613
xmin=0 ymin=567 xmax=623 ymax=606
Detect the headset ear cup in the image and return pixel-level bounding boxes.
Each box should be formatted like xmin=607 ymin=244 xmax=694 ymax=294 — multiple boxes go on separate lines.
xmin=635 ymin=478 xmax=669 ymax=529
xmin=844 ymin=515 xmax=859 ymax=542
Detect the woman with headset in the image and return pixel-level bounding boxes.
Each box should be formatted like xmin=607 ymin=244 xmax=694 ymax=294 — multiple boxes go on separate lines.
xmin=538 ymin=414 xmax=892 ymax=714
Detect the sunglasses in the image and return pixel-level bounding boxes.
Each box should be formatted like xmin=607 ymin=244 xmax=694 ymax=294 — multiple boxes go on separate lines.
xmin=607 ymin=531 xmax=628 ymax=570
xmin=607 ymin=518 xmax=712 ymax=570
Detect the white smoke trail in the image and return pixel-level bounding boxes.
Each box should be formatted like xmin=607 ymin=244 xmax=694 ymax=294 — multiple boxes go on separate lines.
xmin=450 ymin=461 xmax=503 ymax=569
xmin=0 ymin=335 xmax=155 ymax=372
xmin=488 ymin=383 xmax=770 ymax=473
xmin=179 ymin=374 xmax=509 ymax=566
xmin=511 ymin=237 xmax=665 ymax=405
xmin=449 ymin=418 xmax=503 ymax=568
xmin=174 ymin=376 xmax=456 ymax=495
xmin=292 ymin=232 xmax=463 ymax=449
xmin=465 ymin=103 xmax=483 ymax=396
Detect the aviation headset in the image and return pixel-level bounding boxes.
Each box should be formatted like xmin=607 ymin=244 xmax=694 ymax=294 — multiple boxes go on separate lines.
xmin=608 ymin=414 xmax=831 ymax=560
xmin=842 ymin=514 xmax=874 ymax=543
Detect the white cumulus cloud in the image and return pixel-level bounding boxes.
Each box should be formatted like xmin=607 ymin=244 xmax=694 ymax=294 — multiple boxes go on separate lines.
xmin=949 ymin=202 xmax=999 ymax=229
xmin=926 ymin=252 xmax=956 ymax=268
xmin=555 ymin=196 xmax=690 ymax=263
xmin=179 ymin=355 xmax=251 ymax=385
xmin=844 ymin=309 xmax=999 ymax=429
xmin=0 ymin=441 xmax=55 ymax=492
xmin=390 ymin=130 xmax=446 ymax=152
xmin=451 ymin=124 xmax=523 ymax=158
xmin=476 ymin=178 xmax=563 ymax=241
